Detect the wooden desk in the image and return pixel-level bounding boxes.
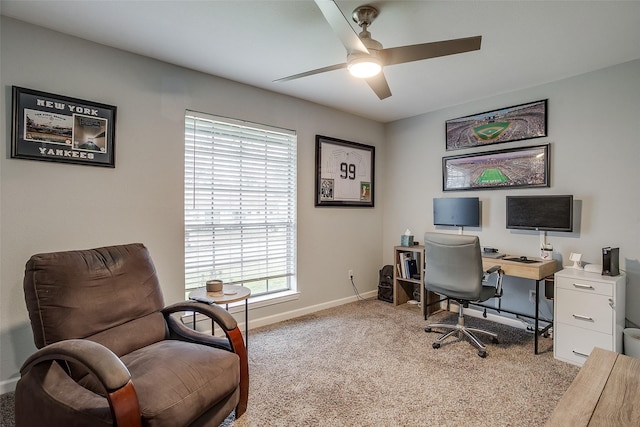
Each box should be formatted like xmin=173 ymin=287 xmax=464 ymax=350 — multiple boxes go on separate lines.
xmin=482 ymin=256 xmax=559 ymax=354
xmin=482 ymin=256 xmax=558 ymax=281
xmin=546 ymin=347 xmax=640 ymax=426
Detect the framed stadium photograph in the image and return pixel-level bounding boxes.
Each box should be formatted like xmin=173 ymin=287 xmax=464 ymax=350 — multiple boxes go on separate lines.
xmin=11 ymin=86 xmax=116 ymax=167
xmin=315 ymin=135 xmax=374 ymax=207
xmin=442 ymin=144 xmax=549 ymax=191
xmin=445 ymin=99 xmax=547 ymax=151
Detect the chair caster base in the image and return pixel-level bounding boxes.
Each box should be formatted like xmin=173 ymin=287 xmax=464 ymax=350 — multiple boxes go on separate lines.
xmin=432 ymin=342 xmax=440 ymax=349
xmin=478 ymin=350 xmax=487 ymax=358
xmin=491 ymin=337 xmax=499 ymax=344
xmin=424 ymin=327 xmax=432 ymax=333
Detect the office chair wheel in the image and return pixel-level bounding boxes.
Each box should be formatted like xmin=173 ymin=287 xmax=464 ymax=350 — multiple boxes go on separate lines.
xmin=424 ymin=327 xmax=432 ymax=333
xmin=478 ymin=350 xmax=487 ymax=358
xmin=491 ymin=337 xmax=499 ymax=344
xmin=432 ymin=342 xmax=440 ymax=349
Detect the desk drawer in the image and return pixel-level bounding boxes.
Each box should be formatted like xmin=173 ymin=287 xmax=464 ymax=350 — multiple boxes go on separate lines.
xmin=555 ymin=288 xmax=613 ymax=334
xmin=555 ymin=276 xmax=612 ymax=296
xmin=554 ymin=324 xmax=613 ymax=366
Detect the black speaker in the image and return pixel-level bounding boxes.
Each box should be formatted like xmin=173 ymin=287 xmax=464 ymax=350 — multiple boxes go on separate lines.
xmin=602 ymin=247 xmax=620 ymax=276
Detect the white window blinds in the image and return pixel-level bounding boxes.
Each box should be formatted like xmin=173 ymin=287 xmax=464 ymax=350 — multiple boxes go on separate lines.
xmin=184 ymin=112 xmax=297 ymax=295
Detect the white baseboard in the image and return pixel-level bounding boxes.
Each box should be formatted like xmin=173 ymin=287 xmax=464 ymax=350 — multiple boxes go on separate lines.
xmin=462 ymin=306 xmax=531 ymax=330
xmin=246 ymin=290 xmax=377 ymax=331
xmin=448 ymin=302 xmax=549 ymax=331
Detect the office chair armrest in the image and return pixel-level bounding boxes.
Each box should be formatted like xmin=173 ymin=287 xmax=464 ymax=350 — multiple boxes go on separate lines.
xmin=485 ymin=265 xmax=502 ymax=275
xmin=483 ymin=265 xmax=504 ymax=297
xmin=20 ymin=339 xmax=141 ymax=427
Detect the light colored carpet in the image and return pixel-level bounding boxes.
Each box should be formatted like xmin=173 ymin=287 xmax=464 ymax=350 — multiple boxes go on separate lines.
xmin=221 ymin=299 xmax=578 ymax=426
xmin=1 ymin=298 xmax=579 ymax=426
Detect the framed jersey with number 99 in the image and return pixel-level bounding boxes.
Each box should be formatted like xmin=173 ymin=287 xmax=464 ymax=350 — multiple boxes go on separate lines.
xmin=315 ymin=135 xmax=374 ymax=207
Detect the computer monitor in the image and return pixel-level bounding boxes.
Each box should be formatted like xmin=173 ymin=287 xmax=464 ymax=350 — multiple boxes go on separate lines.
xmin=506 ymin=195 xmax=573 ymax=232
xmin=433 ymin=197 xmax=480 ymax=227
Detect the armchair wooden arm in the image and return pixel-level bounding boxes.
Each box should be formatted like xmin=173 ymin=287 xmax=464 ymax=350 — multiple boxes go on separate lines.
xmin=19 ymin=339 xmax=141 ymax=427
xmin=163 ymin=301 xmax=249 ymax=417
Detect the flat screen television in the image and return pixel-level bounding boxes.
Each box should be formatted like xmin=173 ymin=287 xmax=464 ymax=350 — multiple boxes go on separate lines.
xmin=433 ymin=197 xmax=480 ymax=227
xmin=506 ymin=195 xmax=573 ymax=232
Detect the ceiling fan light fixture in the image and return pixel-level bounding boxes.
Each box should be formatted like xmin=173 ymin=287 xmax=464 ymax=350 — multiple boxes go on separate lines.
xmin=347 ymin=55 xmax=382 ymax=78
xmin=276 ymin=2 xmax=482 ymax=100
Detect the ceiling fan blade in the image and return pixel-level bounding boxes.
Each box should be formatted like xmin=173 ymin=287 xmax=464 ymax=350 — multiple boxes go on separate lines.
xmin=314 ymin=0 xmax=369 ymax=54
xmin=365 ymin=72 xmax=392 ymax=100
xmin=380 ymin=36 xmax=482 ymax=66
xmin=274 ymin=63 xmax=347 ymax=82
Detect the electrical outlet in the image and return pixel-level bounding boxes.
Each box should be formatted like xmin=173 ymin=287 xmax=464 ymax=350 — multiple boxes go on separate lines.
xmin=529 ymin=290 xmax=536 ymax=304
xmin=348 ymin=269 xmax=354 ymax=280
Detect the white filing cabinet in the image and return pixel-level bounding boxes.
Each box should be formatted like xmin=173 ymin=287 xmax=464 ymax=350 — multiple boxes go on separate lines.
xmin=554 ymin=269 xmax=626 ymax=366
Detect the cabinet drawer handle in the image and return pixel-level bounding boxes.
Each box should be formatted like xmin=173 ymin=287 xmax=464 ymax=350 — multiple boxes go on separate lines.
xmin=572 ymin=314 xmax=594 ymax=321
xmin=572 ymin=350 xmax=589 ymax=358
xmin=573 ymin=283 xmax=594 ymax=289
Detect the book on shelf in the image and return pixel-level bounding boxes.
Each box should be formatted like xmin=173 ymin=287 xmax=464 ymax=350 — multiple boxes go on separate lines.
xmin=398 ymin=251 xmax=417 ymax=279
xmin=407 ymin=259 xmax=418 ymax=279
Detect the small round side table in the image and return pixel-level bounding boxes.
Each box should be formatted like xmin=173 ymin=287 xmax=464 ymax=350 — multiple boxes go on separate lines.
xmin=189 ymin=285 xmax=251 ymax=347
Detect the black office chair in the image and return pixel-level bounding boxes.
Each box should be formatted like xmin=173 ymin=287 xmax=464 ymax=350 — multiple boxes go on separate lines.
xmin=423 ymin=232 xmax=504 ymax=357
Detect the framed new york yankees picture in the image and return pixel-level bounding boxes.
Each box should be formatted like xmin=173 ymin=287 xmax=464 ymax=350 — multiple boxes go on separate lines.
xmin=315 ymin=135 xmax=375 ymax=207
xmin=11 ymin=86 xmax=116 ymax=167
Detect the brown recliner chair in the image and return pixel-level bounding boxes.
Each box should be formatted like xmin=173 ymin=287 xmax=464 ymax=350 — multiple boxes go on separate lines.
xmin=15 ymin=243 xmax=248 ymax=427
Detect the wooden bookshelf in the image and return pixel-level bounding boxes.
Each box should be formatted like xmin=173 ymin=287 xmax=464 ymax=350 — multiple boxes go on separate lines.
xmin=393 ymin=245 xmax=439 ymax=317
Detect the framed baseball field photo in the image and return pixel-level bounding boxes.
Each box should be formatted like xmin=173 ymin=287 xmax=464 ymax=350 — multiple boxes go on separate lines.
xmin=445 ymin=100 xmax=547 ymax=151
xmin=11 ymin=86 xmax=117 ymax=167
xmin=315 ymin=135 xmax=374 ymax=207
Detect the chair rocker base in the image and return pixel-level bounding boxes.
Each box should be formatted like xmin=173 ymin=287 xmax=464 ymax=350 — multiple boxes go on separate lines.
xmin=425 ymin=303 xmax=498 ymax=358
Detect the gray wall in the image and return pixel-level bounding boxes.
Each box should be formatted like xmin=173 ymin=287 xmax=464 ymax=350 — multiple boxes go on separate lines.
xmin=2 ymin=15 xmax=639 ymax=393
xmin=383 ymin=59 xmax=640 ymax=326
xmin=0 ymin=17 xmax=385 ymax=392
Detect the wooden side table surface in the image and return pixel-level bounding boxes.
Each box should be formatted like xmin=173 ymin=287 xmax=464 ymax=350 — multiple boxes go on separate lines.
xmin=190 ymin=284 xmax=251 ymax=304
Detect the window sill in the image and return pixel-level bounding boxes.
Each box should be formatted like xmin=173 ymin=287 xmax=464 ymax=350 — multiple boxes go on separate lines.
xmin=234 ymin=289 xmax=300 ymax=312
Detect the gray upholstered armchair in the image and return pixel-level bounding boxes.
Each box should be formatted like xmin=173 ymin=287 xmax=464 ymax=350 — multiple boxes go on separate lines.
xmin=423 ymin=232 xmax=503 ymax=358
xmin=15 ymin=243 xmax=248 ymax=426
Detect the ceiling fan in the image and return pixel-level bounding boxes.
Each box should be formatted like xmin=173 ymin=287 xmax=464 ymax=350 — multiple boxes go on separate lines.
xmin=275 ymin=0 xmax=482 ymax=100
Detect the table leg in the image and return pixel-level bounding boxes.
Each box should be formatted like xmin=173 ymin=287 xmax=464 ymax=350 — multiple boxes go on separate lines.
xmin=245 ymin=298 xmax=249 ymax=349
xmin=224 ymin=302 xmax=249 ymax=350
xmin=535 ymin=279 xmax=540 ymax=354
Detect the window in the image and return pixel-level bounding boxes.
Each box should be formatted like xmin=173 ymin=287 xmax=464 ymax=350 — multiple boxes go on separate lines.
xmin=184 ymin=111 xmax=297 ymax=299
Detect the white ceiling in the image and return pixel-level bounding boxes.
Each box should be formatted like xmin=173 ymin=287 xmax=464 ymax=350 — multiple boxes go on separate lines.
xmin=2 ymin=0 xmax=640 ymax=123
